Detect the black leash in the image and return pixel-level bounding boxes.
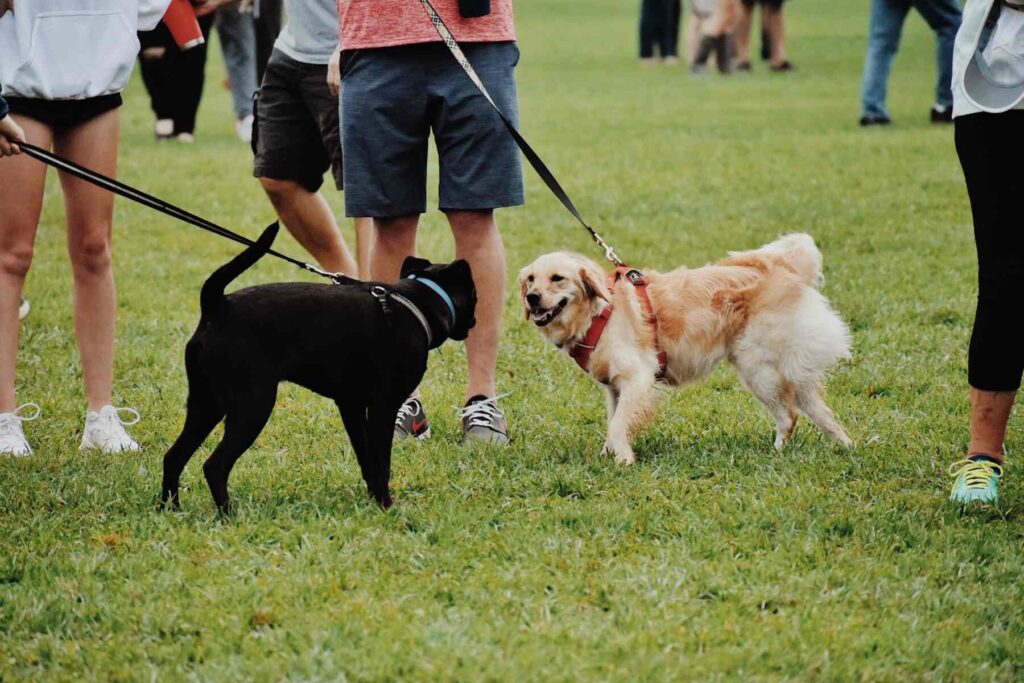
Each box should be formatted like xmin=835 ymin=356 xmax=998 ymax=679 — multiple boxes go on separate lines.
xmin=16 ymin=142 xmax=352 ymax=284
xmin=417 ymin=0 xmax=626 ymax=268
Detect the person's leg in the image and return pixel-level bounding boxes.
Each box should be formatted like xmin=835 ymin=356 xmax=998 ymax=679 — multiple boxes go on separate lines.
xmin=215 ymin=2 xmax=258 ymax=121
xmin=354 ymin=217 xmax=373 ymax=280
xmin=0 ymin=117 xmax=52 ymax=413
xmin=765 ymin=3 xmax=788 ymax=67
xmin=447 ymin=211 xmax=506 ymax=401
xmin=259 ymin=178 xmax=358 ymax=274
xmin=735 ymin=1 xmax=755 ymax=64
xmin=860 ymin=0 xmax=911 ymax=120
xmin=911 ymin=0 xmax=962 ymax=112
xmin=54 ymin=109 xmax=121 ymax=411
xmin=665 ymin=0 xmax=682 ymax=59
xmin=175 ymin=14 xmax=214 ymax=135
xmin=370 ymin=216 xmax=418 ymax=283
xmin=254 ymin=0 xmax=283 ymax=83
xmin=138 ymin=25 xmax=178 ymax=130
xmin=956 ymin=112 xmax=1024 ymax=464
xmin=640 ymin=0 xmax=658 ymax=60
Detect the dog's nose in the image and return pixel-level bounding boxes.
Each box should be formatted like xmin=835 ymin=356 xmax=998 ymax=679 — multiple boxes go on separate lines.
xmin=526 ymin=292 xmax=540 ymax=307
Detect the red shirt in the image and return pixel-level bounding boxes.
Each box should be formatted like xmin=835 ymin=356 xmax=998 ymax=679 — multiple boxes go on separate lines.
xmin=337 ymin=0 xmax=515 ymax=50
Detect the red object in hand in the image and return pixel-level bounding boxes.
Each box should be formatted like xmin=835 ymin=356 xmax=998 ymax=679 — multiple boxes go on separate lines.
xmin=163 ymin=0 xmax=204 ymax=49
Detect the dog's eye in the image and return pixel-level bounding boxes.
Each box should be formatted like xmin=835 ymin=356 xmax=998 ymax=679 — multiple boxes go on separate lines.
xmin=550 ymin=274 xmax=564 ymax=282
xmin=527 ymin=275 xmax=534 ymax=283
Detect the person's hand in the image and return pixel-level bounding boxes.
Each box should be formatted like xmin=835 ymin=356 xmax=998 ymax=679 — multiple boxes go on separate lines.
xmin=328 ymin=46 xmax=342 ymax=97
xmin=0 ymin=115 xmax=26 ymax=156
xmin=0 ymin=0 xmax=13 ymax=19
xmin=192 ymin=0 xmax=232 ymax=17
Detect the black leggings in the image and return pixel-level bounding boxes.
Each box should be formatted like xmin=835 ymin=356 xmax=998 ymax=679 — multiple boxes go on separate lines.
xmin=138 ymin=14 xmax=215 ymax=135
xmin=955 ymin=111 xmax=1024 ymax=392
xmin=639 ymin=0 xmax=681 ymax=59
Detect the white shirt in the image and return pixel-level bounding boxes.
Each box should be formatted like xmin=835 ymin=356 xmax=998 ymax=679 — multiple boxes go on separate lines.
xmin=953 ymin=0 xmax=1024 ymax=117
xmin=0 ymin=0 xmax=171 ymax=100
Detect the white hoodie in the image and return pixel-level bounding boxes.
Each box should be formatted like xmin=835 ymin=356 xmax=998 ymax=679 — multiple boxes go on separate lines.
xmin=0 ymin=0 xmax=171 ymax=100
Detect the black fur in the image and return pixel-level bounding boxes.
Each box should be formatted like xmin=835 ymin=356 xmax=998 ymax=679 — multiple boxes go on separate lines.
xmin=161 ymin=223 xmax=477 ymax=513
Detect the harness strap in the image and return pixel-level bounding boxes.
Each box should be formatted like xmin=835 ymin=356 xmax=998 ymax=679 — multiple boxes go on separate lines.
xmin=390 ymin=292 xmax=434 ymax=348
xmin=569 ymin=268 xmax=668 ymax=379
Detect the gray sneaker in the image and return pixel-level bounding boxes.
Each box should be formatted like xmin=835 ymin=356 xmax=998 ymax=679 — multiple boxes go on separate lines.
xmin=459 ymin=395 xmax=510 ymax=446
xmin=394 ymin=398 xmax=430 ymax=441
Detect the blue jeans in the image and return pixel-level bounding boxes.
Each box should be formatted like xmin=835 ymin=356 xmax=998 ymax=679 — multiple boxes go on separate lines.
xmin=215 ymin=2 xmax=258 ymax=119
xmin=860 ymin=0 xmax=962 ymax=119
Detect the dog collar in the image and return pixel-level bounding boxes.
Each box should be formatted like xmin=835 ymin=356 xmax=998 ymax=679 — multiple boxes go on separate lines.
xmin=408 ymin=275 xmax=457 ymax=325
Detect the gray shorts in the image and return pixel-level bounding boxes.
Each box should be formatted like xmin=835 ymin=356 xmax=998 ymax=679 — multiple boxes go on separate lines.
xmin=339 ymin=42 xmax=525 ymax=218
xmin=253 ymin=49 xmax=344 ymax=193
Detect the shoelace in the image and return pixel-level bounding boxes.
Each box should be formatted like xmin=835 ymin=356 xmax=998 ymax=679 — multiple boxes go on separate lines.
xmin=0 ymin=403 xmax=41 ymax=435
xmin=948 ymin=458 xmax=1003 ymax=493
xmin=458 ymin=394 xmax=509 ymax=428
xmin=396 ymin=400 xmax=421 ymax=422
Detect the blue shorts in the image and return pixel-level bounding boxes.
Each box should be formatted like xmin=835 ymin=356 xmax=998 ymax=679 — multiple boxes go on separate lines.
xmin=339 ymin=42 xmax=525 ymax=218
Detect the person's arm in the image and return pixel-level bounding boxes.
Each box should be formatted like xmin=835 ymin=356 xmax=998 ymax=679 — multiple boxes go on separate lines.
xmin=328 ymin=45 xmax=342 ymax=97
xmin=0 ymin=84 xmax=26 ymax=157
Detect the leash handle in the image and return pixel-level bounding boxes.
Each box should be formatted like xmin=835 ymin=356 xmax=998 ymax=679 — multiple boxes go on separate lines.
xmin=16 ymin=142 xmax=351 ymax=283
xmin=417 ymin=0 xmax=625 ymax=268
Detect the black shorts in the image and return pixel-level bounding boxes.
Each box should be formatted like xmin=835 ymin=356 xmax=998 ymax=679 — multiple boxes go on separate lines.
xmin=742 ymin=0 xmax=785 ymax=7
xmin=5 ymin=94 xmax=123 ymax=129
xmin=252 ymin=49 xmax=343 ymax=193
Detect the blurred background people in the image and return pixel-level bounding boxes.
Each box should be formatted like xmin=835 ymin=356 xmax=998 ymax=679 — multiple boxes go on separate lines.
xmin=736 ymin=0 xmax=793 ymax=72
xmin=859 ymin=0 xmax=962 ymax=126
xmin=640 ymin=0 xmax=683 ymax=64
xmin=688 ymin=0 xmax=739 ymax=74
xmin=214 ymin=0 xmax=258 ymax=142
xmin=253 ymin=0 xmax=284 ymax=82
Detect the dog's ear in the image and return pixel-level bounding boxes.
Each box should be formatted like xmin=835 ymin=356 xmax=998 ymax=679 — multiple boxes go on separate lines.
xmin=400 ymin=256 xmax=432 ymax=278
xmin=578 ymin=266 xmax=609 ymax=302
xmin=518 ymin=269 xmax=531 ymax=320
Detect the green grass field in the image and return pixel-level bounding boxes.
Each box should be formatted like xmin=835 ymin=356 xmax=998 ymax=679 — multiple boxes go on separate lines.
xmin=3 ymin=1 xmax=1022 ymax=680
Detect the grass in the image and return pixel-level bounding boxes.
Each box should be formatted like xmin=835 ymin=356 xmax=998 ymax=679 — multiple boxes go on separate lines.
xmin=2 ymin=0 xmax=1022 ymax=679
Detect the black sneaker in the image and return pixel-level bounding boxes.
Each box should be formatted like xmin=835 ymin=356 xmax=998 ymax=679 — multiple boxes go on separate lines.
xmin=394 ymin=398 xmax=430 ymax=441
xmin=930 ymin=105 xmax=953 ymax=124
xmin=459 ymin=395 xmax=510 ymax=446
xmin=859 ymin=114 xmax=892 ymax=127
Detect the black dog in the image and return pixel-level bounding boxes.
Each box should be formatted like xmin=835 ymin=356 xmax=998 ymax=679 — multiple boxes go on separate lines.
xmin=161 ymin=224 xmax=476 ymax=512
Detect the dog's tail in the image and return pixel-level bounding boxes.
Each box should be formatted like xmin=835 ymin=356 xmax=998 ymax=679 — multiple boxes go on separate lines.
xmin=200 ymin=222 xmax=280 ymax=320
xmin=750 ymin=233 xmax=824 ymax=289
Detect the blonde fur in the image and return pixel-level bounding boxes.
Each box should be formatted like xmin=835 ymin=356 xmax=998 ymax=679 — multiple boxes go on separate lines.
xmin=519 ymin=234 xmax=852 ymax=464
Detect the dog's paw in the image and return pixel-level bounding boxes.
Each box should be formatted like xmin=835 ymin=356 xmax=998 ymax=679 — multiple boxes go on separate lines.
xmin=614 ymin=452 xmax=636 ymax=466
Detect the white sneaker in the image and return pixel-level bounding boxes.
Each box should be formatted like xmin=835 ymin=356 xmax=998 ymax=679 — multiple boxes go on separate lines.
xmin=0 ymin=403 xmax=41 ymax=457
xmin=154 ymin=118 xmax=174 ymax=139
xmin=80 ymin=405 xmax=141 ymax=453
xmin=18 ymin=297 xmax=29 ymax=320
xmin=235 ymin=114 xmax=254 ymax=143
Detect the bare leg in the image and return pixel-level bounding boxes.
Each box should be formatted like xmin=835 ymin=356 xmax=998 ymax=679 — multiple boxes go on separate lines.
xmin=258 ymin=178 xmax=358 ymax=275
xmin=371 ymin=216 xmax=421 ymax=400
xmin=353 ymin=217 xmax=373 ymax=280
xmin=0 ymin=117 xmax=52 ymax=413
xmin=448 ymin=210 xmax=506 ymax=401
xmin=765 ymin=5 xmax=788 ymax=67
xmin=54 ymin=109 xmax=120 ymax=412
xmin=967 ymin=388 xmax=1015 ymax=464
xmin=735 ymin=4 xmax=755 ymax=63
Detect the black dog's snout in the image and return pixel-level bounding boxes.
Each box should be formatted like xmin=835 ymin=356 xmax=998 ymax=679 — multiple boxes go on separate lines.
xmin=526 ymin=292 xmax=540 ymax=307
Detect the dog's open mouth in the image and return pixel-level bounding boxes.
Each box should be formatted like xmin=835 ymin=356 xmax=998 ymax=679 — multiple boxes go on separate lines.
xmin=531 ymin=298 xmax=568 ymax=327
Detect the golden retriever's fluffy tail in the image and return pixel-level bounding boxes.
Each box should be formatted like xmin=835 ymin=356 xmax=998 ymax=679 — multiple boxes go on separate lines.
xmin=731 ymin=233 xmax=824 ymax=289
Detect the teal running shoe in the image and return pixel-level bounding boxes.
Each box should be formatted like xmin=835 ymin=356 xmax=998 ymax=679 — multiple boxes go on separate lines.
xmin=949 ymin=457 xmax=1003 ymax=506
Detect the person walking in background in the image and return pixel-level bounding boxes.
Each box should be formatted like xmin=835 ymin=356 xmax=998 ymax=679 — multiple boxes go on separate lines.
xmin=255 ymin=0 xmax=370 ymax=278
xmin=0 ymin=0 xmax=174 ymax=456
xmin=215 ymin=0 xmax=258 ymax=142
xmin=138 ymin=1 xmax=230 ymax=142
xmin=337 ymin=0 xmax=521 ymax=445
xmin=736 ymin=0 xmax=793 ymax=72
xmin=859 ymin=0 xmax=962 ymax=126
xmin=640 ymin=0 xmax=682 ymax=64
xmin=253 ymin=0 xmax=284 ymax=82
xmin=948 ymin=0 xmax=1024 ymax=507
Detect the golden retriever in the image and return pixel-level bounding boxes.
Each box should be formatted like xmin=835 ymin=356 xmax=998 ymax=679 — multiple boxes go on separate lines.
xmin=519 ymin=234 xmax=852 ymax=463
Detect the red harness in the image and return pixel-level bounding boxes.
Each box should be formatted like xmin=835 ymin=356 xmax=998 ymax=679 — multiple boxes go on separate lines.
xmin=568 ymin=267 xmax=668 ymax=380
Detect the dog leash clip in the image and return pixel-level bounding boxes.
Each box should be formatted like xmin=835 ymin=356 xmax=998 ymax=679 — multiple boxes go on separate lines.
xmin=370 ymin=285 xmax=391 ymax=315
